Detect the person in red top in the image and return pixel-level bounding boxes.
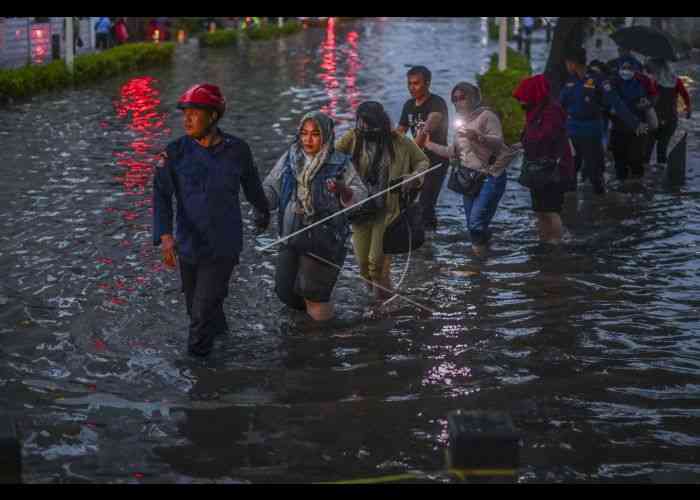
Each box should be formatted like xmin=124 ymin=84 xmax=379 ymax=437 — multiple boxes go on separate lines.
xmin=646 ymin=58 xmax=692 ymax=166
xmin=114 ymin=18 xmax=129 ymax=45
xmin=513 ymin=74 xmax=574 ymax=245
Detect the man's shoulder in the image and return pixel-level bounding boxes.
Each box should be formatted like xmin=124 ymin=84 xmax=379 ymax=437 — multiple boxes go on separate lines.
xmin=428 ymin=93 xmax=448 ymax=108
xmin=161 ymin=136 xmax=189 ymax=163
xmin=221 ymin=132 xmax=249 ymax=149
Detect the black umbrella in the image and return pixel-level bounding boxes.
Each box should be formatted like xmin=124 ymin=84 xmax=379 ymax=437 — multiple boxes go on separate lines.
xmin=611 ymin=25 xmax=678 ymax=61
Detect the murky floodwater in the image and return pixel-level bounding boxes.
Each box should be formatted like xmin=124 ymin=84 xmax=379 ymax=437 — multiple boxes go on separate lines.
xmin=1 ymin=18 xmax=699 ymax=483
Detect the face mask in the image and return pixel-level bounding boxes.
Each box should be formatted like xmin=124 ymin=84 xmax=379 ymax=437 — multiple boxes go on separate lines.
xmin=619 ymin=69 xmax=634 ymax=81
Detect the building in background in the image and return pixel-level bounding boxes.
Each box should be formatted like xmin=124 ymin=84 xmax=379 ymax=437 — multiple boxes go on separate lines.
xmin=0 ymin=17 xmax=99 ymax=69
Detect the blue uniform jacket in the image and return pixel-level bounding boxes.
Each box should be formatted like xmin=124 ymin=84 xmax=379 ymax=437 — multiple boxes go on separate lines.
xmin=609 ymin=75 xmax=650 ymax=132
xmin=152 ymin=132 xmax=269 ymax=262
xmin=559 ymin=71 xmax=640 ymax=139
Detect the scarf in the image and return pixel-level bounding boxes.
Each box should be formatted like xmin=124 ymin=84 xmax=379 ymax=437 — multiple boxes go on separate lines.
xmin=287 ymin=111 xmax=335 ymax=217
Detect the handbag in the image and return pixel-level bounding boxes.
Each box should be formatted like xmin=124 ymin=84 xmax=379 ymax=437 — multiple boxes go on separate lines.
xmin=517 ymin=158 xmax=561 ymax=190
xmin=517 ymin=101 xmax=565 ymax=190
xmin=347 ymin=187 xmax=383 ymax=224
xmin=288 ymin=211 xmax=345 ymax=263
xmin=383 ymin=189 xmax=425 ymax=255
xmin=448 ymin=163 xmax=487 ymax=197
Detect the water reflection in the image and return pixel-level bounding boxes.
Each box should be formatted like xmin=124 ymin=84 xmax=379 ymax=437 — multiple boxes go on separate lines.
xmin=319 ymin=18 xmax=339 ymax=118
xmin=1 ymin=18 xmax=699 ymax=484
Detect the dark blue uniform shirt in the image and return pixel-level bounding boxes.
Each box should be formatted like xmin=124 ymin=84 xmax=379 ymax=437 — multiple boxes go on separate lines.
xmin=152 ymin=131 xmax=269 ymax=263
xmin=560 ymin=70 xmax=640 ymax=139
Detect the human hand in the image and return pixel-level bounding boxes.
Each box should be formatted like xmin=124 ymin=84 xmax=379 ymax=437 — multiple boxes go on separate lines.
xmin=327 ymin=178 xmax=353 ymax=203
xmin=401 ymin=177 xmax=421 ymax=194
xmin=636 ymin=123 xmax=649 ymax=136
xmin=463 ymin=129 xmax=480 ymax=142
xmin=160 ymin=234 xmax=177 ymax=269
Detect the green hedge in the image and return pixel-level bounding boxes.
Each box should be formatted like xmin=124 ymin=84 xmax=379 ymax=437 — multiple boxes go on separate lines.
xmin=199 ymin=29 xmax=240 ymax=47
xmin=199 ymin=20 xmax=303 ymax=47
xmin=0 ymin=42 xmax=175 ymax=103
xmin=172 ymin=17 xmax=207 ymax=34
xmin=247 ymin=20 xmax=302 ymax=40
xmin=476 ymin=48 xmax=532 ymax=145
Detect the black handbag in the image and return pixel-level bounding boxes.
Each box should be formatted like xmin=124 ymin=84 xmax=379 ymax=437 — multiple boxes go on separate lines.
xmin=447 ymin=164 xmax=487 ymax=197
xmin=517 ymin=100 xmax=564 ymax=190
xmin=383 ymin=190 xmax=425 ymax=255
xmin=347 ymin=193 xmax=382 ymax=224
xmin=288 ymin=211 xmax=345 ymax=263
xmin=517 ymin=158 xmax=561 ymax=190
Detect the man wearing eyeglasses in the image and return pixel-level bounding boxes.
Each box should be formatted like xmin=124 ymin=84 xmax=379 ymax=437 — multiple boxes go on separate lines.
xmin=396 ymin=65 xmax=449 ymax=232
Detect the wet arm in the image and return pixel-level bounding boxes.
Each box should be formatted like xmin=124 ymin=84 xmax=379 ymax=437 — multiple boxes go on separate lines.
xmin=239 ymin=145 xmax=270 ymax=214
xmin=406 ymin=139 xmax=430 ymax=188
xmin=676 ymin=78 xmax=691 ymax=112
xmin=422 ymin=111 xmax=444 ymax=135
xmin=340 ymin=162 xmax=368 ymax=207
xmin=423 ymin=138 xmax=454 ymax=160
xmin=262 ymin=153 xmax=287 ymax=211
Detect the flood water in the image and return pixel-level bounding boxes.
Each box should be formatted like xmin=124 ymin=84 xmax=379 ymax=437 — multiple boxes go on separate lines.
xmin=1 ymin=18 xmax=699 ymax=483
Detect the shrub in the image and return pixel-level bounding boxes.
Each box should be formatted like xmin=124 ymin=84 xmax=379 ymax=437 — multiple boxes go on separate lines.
xmin=199 ymin=29 xmax=239 ymax=48
xmin=172 ymin=17 xmax=207 ymax=35
xmin=0 ymin=42 xmax=174 ymax=103
xmin=246 ymin=21 xmax=302 ymax=41
xmin=476 ymin=48 xmax=532 ymax=145
xmin=199 ymin=20 xmax=302 ymax=47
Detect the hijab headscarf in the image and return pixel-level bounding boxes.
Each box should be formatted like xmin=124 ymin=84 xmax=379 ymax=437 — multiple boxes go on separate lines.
xmin=513 ymin=74 xmax=551 ymax=123
xmin=288 ymin=111 xmax=335 ymax=216
xmin=353 ymin=101 xmax=394 ymax=188
xmin=647 ymin=58 xmax=676 ymax=88
xmin=451 ymin=81 xmax=483 ymax=117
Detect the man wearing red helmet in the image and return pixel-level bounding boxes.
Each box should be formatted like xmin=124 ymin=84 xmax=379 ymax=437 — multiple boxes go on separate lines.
xmin=153 ymin=83 xmax=271 ymax=357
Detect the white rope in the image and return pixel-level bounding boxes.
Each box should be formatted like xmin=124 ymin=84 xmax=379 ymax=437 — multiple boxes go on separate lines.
xmin=255 ymin=162 xmax=445 ymax=253
xmin=306 ymin=252 xmax=436 ymax=314
xmin=381 ymin=217 xmax=411 ymax=308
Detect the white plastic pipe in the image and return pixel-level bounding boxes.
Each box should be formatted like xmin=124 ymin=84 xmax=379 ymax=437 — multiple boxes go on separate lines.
xmin=498 ymin=17 xmax=507 ymax=71
xmin=65 ymin=17 xmax=74 ymax=73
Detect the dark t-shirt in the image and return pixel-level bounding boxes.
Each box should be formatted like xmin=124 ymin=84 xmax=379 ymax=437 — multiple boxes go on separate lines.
xmin=399 ymin=93 xmax=449 ymax=165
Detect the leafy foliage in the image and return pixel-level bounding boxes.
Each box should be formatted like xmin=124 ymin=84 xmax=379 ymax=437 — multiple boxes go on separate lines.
xmin=476 ymin=48 xmax=532 ymax=145
xmin=0 ymin=42 xmax=175 ymax=103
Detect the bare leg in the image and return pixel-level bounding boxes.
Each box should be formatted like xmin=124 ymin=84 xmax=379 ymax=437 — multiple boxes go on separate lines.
xmin=472 ymin=243 xmax=487 ymax=257
xmin=305 ymin=300 xmax=335 ymax=321
xmin=536 ymin=212 xmax=562 ymax=244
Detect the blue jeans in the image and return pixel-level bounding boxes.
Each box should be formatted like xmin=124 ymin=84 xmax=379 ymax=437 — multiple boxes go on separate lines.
xmin=462 ymin=172 xmax=507 ymax=245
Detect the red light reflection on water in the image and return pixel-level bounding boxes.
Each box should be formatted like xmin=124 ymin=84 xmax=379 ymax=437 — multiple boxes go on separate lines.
xmin=319 ymin=18 xmax=339 ymax=118
xmin=345 ymin=30 xmax=362 ymax=114
xmin=318 ymin=21 xmax=363 ymax=122
xmin=100 ymin=76 xmax=170 ymax=306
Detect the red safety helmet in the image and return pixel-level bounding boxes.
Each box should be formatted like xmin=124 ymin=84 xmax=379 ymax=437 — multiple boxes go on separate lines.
xmin=177 ymin=83 xmax=226 ymax=119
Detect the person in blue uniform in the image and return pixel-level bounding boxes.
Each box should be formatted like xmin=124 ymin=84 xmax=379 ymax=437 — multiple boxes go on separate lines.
xmin=607 ymin=46 xmax=643 ymax=74
xmin=559 ymin=47 xmax=643 ymax=195
xmin=152 ymin=84 xmax=271 ymax=357
xmin=608 ymin=61 xmax=654 ymax=181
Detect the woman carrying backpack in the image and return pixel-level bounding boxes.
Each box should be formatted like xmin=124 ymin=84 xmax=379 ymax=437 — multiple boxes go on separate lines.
xmin=513 ymin=74 xmax=574 ymax=245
